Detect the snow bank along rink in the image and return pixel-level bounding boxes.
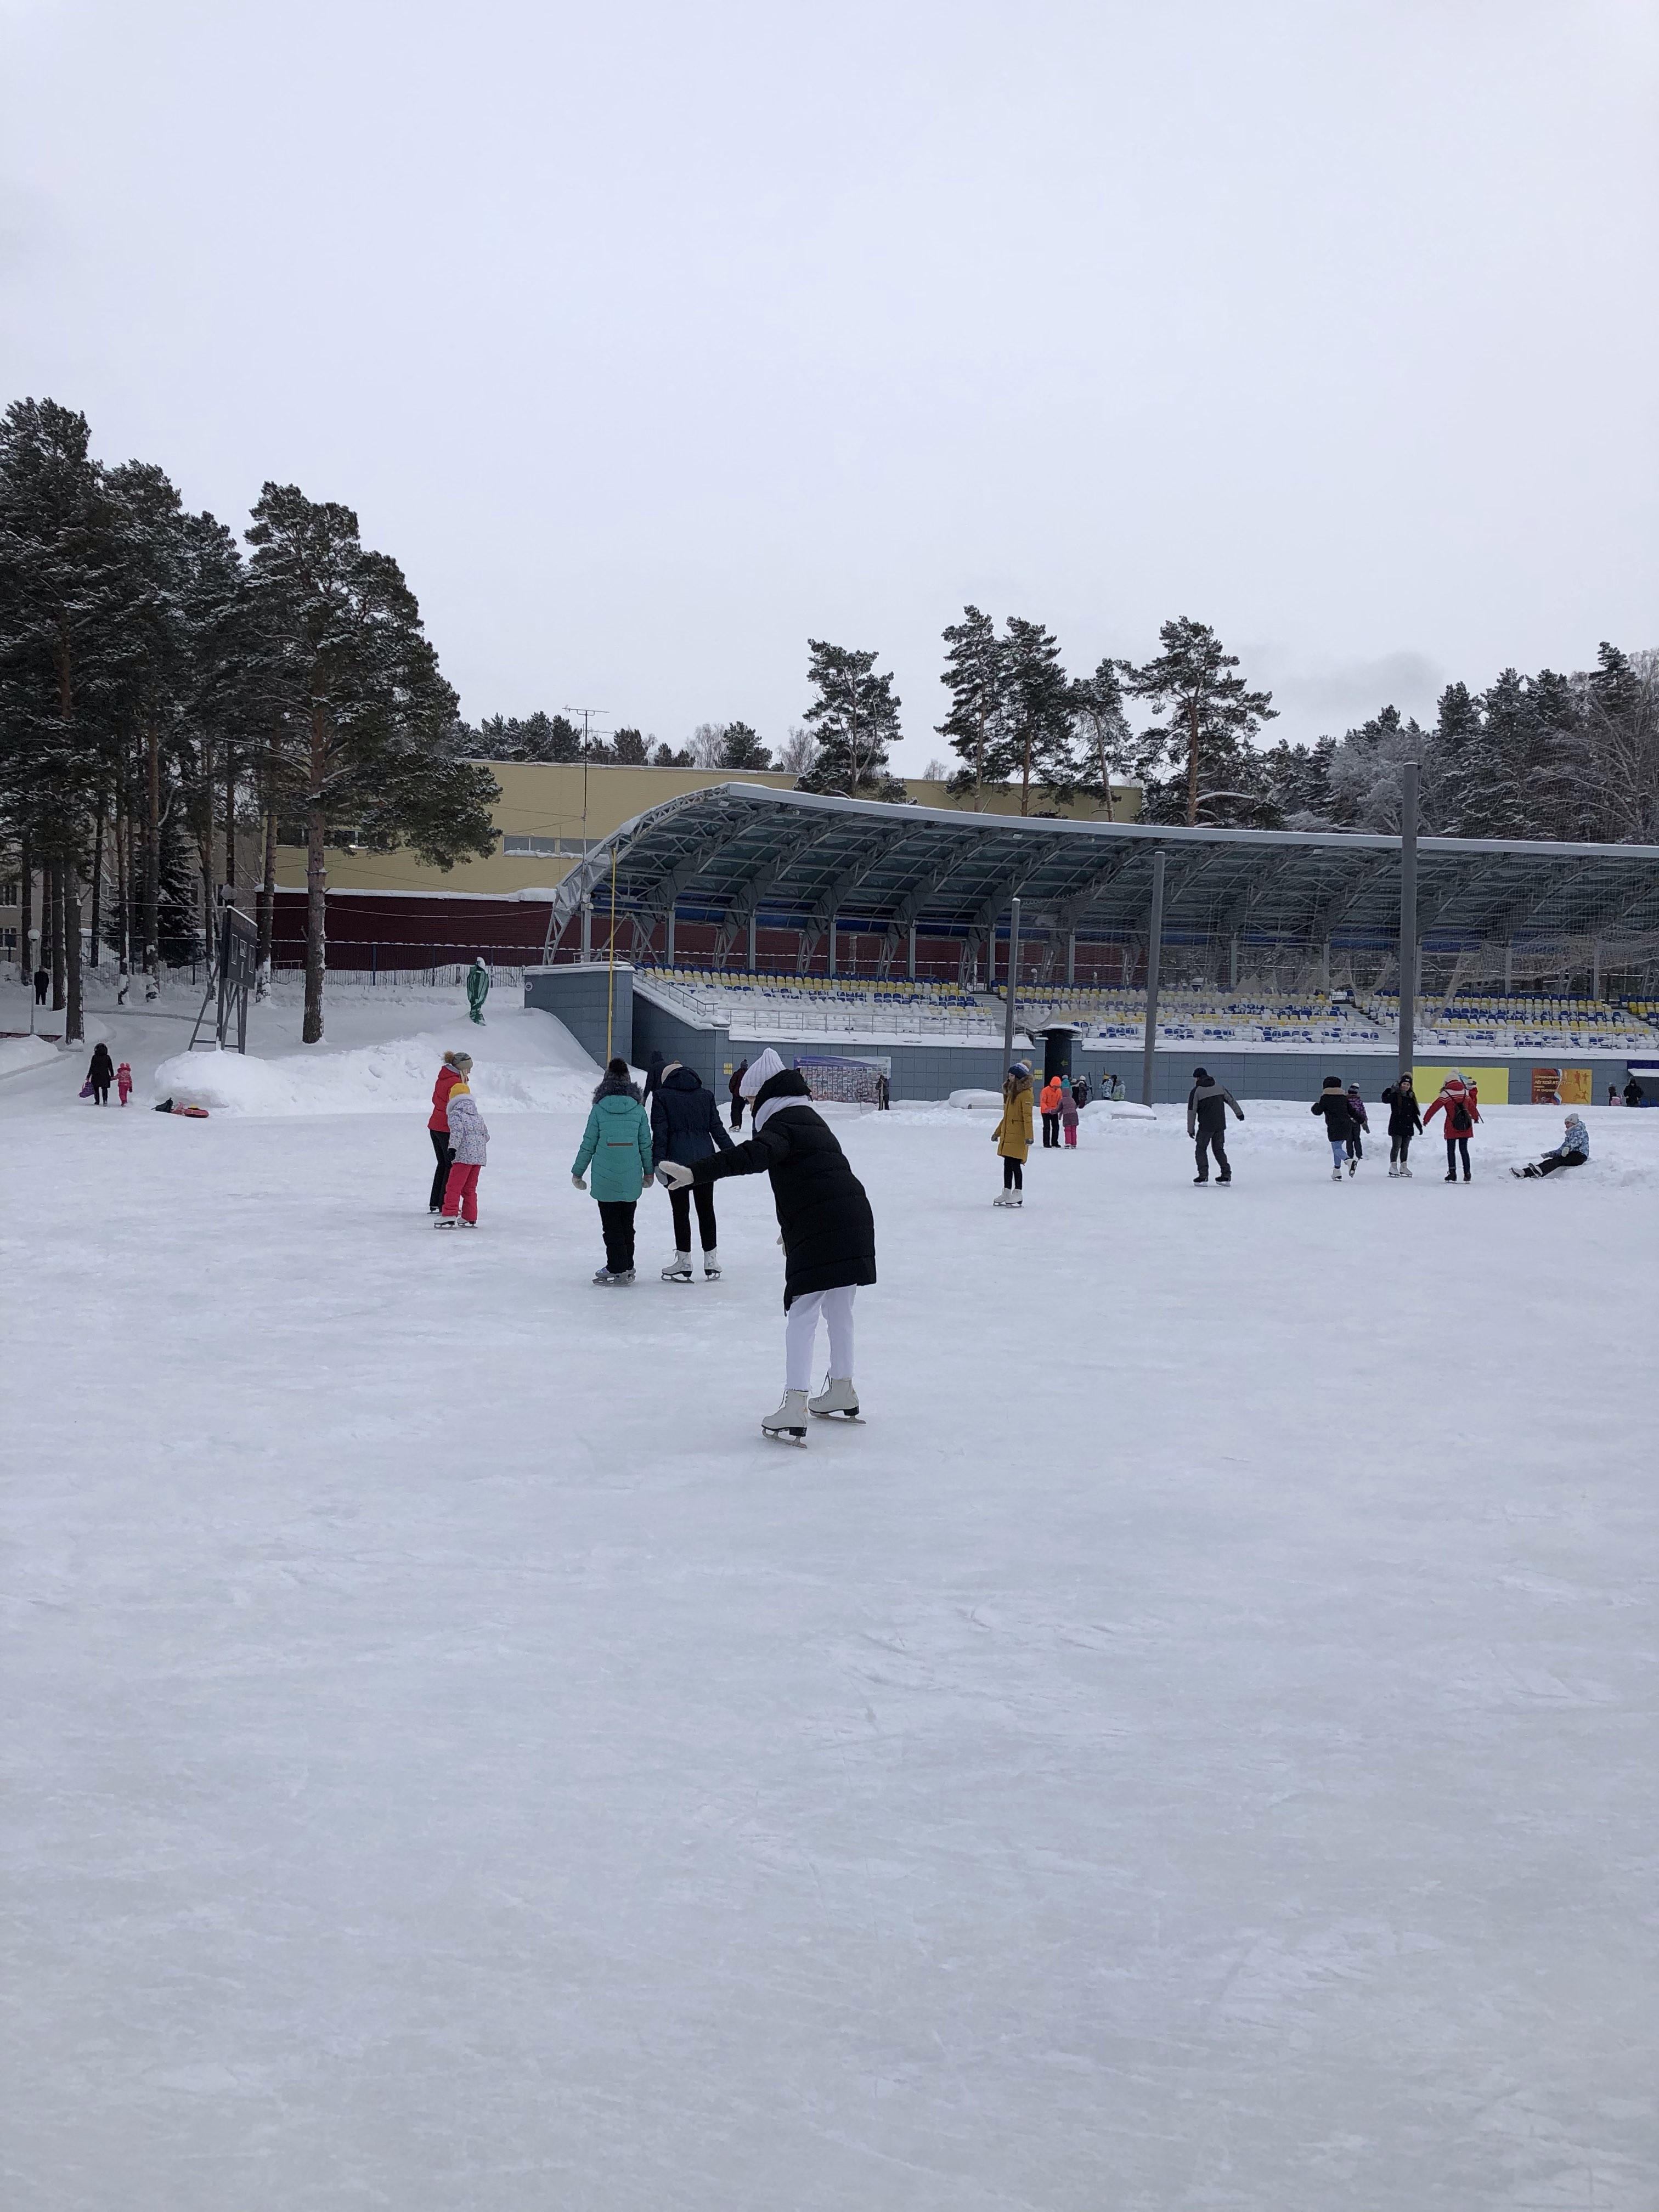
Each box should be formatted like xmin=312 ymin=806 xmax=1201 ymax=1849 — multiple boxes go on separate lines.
xmin=3 ymin=1008 xmax=1657 ymax=2212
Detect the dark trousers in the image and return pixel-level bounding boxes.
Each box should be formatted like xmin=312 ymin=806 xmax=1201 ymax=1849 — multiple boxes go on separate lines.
xmin=729 ymin=1098 xmax=744 ymax=1128
xmin=1041 ymin=1112 xmax=1060 ymax=1147
xmin=1445 ymin=1136 xmax=1471 ymax=1178
xmin=1346 ymin=1130 xmax=1364 ymax=1159
xmin=597 ymin=1199 xmax=637 ymax=1273
xmin=669 ymin=1180 xmax=719 ymax=1251
xmin=1195 ymin=1130 xmax=1229 ymax=1180
xmin=428 ymin=1128 xmax=454 ymax=1209
xmin=93 ymin=1082 xmax=109 ymax=1104
xmin=1002 ymin=1155 xmax=1024 ymax=1190
xmin=1537 ymin=1150 xmax=1585 ymax=1176
xmin=1390 ymin=1132 xmax=1413 ymax=1165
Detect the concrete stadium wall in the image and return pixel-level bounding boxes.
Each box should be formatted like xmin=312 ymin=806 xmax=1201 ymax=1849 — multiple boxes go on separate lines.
xmin=524 ymin=963 xmax=634 ymax=1069
xmin=526 ymin=969 xmax=1648 ymax=1108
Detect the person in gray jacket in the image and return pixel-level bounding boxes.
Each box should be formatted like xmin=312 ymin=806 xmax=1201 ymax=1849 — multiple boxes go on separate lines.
xmin=1186 ymin=1066 xmax=1244 ymax=1184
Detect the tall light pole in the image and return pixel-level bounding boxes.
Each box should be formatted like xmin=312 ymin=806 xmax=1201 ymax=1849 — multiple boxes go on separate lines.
xmin=1001 ymin=896 xmax=1022 ymax=1068
xmin=1398 ymin=763 xmax=1418 ymax=1084
xmin=1141 ymin=851 xmax=1166 ymax=1107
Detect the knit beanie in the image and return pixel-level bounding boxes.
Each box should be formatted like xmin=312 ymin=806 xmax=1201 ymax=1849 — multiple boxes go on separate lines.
xmin=739 ymin=1047 xmax=785 ymax=1099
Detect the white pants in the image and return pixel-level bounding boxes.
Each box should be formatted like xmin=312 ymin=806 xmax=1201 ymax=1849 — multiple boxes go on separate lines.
xmin=785 ymin=1285 xmax=857 ymax=1392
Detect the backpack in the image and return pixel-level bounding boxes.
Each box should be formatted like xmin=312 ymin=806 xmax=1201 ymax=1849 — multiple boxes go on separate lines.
xmin=1449 ymin=1098 xmax=1472 ymax=1135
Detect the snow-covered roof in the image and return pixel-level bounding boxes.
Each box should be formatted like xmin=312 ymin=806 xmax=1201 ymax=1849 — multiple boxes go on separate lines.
xmin=540 ymin=782 xmax=1659 ymax=955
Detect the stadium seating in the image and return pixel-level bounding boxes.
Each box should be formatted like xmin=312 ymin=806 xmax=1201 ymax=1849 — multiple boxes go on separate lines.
xmin=1000 ymin=985 xmax=1376 ymax=1047
xmin=635 ymin=968 xmax=1001 ymax=1040
xmin=1356 ymin=992 xmax=1659 ymax=1051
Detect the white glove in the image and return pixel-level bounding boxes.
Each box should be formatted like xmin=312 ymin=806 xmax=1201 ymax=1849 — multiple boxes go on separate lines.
xmin=657 ymin=1160 xmax=693 ymax=1191
xmin=571 ymin=1173 xmax=586 ymax=1190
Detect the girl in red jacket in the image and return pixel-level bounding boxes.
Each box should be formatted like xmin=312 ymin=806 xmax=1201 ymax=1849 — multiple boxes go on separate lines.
xmin=427 ymin=1051 xmax=465 ymax=1211
xmin=1424 ymin=1072 xmax=1480 ymax=1182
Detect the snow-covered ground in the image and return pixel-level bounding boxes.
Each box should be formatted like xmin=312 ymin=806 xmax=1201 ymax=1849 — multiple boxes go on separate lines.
xmin=3 ymin=989 xmax=1657 ymax=2210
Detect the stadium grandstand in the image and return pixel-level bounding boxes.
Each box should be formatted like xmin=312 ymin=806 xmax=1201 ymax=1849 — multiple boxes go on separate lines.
xmin=523 ymin=783 xmax=1659 ymax=1103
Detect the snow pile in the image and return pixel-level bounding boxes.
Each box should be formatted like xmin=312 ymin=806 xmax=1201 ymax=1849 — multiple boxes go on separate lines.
xmin=153 ymin=1029 xmax=599 ymax=1118
xmin=0 ymin=1036 xmax=60 ymax=1081
xmin=947 ymin=1087 xmax=1003 ymax=1109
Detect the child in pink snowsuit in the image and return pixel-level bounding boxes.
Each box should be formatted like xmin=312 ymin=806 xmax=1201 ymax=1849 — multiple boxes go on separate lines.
xmin=115 ymin=1061 xmax=133 ymax=1106
xmin=1059 ymin=1080 xmax=1079 ymax=1148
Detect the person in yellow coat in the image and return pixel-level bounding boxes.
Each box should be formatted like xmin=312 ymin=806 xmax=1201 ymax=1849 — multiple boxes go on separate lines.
xmin=991 ymin=1061 xmax=1034 ymax=1207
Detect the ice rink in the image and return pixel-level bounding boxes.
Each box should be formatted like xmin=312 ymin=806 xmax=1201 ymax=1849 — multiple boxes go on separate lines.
xmin=4 ymin=986 xmax=1657 ymax=2210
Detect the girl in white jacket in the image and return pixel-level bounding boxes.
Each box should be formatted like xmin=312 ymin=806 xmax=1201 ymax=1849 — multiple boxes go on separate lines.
xmin=436 ymin=1056 xmax=489 ymax=1227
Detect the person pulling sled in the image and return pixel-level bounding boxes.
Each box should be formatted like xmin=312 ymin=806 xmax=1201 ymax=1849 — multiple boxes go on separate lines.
xmin=659 ymin=1047 xmax=876 ymax=1442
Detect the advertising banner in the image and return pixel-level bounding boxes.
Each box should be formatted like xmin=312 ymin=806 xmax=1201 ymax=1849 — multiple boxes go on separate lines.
xmin=1413 ymin=1064 xmax=1510 ymax=1105
xmin=1531 ymin=1066 xmax=1591 ymax=1105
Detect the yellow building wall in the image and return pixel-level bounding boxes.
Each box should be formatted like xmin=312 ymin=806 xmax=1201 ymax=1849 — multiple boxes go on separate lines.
xmin=272 ymin=763 xmax=1141 ymax=899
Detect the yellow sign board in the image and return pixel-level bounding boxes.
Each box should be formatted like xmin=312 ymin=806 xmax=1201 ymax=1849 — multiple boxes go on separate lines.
xmin=1413 ymin=1064 xmax=1510 ymax=1105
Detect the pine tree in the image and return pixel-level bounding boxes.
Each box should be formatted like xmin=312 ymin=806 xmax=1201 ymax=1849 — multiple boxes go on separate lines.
xmin=1069 ymin=653 xmax=1133 ymax=815
xmin=936 ymin=606 xmax=1009 ymax=805
xmin=0 ymin=399 xmax=133 ymax=1041
xmin=611 ymin=727 xmax=648 ymax=764
xmin=245 ymin=483 xmax=498 ymax=1042
xmin=798 ymin=641 xmax=905 ymax=799
xmin=1001 ymin=618 xmax=1076 ymax=814
xmin=718 ymin=720 xmax=771 ymax=770
xmin=1125 ymin=618 xmax=1276 ymax=826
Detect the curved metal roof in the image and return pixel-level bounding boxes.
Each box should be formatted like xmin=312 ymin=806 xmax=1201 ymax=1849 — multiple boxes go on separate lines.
xmin=542 ymin=783 xmax=1659 ymax=953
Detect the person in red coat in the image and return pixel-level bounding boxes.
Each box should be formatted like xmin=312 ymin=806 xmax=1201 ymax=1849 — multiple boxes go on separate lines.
xmin=1424 ymin=1071 xmax=1481 ymax=1182
xmin=427 ymin=1051 xmax=465 ymax=1211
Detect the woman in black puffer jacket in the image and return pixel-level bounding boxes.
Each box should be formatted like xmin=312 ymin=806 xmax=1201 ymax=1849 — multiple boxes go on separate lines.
xmin=650 ymin=1062 xmax=733 ymax=1278
xmin=662 ymin=1048 xmax=876 ymax=1438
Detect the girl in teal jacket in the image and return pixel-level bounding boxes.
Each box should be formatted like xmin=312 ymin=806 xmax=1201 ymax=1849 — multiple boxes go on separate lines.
xmin=571 ymin=1058 xmax=654 ymax=1283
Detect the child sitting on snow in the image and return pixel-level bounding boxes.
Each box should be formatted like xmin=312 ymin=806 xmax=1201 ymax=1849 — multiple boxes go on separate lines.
xmin=1513 ymin=1114 xmax=1589 ymax=1180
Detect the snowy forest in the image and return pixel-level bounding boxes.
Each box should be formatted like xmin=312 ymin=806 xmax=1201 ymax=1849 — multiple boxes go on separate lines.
xmin=4 ymin=395 xmax=1657 ymax=1048
xmin=0 ymin=399 xmax=499 ymax=1045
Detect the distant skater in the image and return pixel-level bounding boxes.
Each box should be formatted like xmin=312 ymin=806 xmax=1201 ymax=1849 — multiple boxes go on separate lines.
xmin=1039 ymin=1073 xmax=1063 ymax=1147
xmin=642 ymin=1050 xmax=665 ymax=1108
xmin=992 ymin=1060 xmax=1034 ymax=1206
xmin=1424 ymin=1071 xmax=1480 ymax=1182
xmin=651 ymin=1059 xmax=733 ymax=1279
xmin=571 ymin=1058 xmax=654 ymax=1283
xmin=436 ymin=1058 xmax=488 ymax=1227
xmin=1514 ymin=1113 xmax=1589 ymax=1180
xmin=1343 ymin=1084 xmax=1369 ymax=1169
xmin=466 ymin=955 xmax=490 ymax=1026
xmin=1187 ymin=1065 xmax=1244 ymax=1184
xmin=660 ymin=1047 xmax=876 ymax=1441
xmin=1311 ymin=1076 xmax=1357 ymax=1181
xmin=86 ymin=1040 xmax=114 ymax=1104
xmin=1380 ymin=1073 xmax=1421 ymax=1177
xmin=1059 ymin=1077 xmax=1079 ymax=1148
xmin=115 ymin=1060 xmax=132 ymax=1106
xmin=728 ymin=1059 xmax=748 ymax=1130
xmin=427 ymin=1049 xmax=464 ymax=1211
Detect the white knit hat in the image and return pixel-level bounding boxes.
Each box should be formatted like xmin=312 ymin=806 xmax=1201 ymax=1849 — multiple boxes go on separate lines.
xmin=738 ymin=1047 xmax=785 ymax=1099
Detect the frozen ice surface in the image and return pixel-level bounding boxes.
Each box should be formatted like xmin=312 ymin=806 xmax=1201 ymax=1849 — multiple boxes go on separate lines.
xmin=3 ymin=1004 xmax=1657 ymax=2211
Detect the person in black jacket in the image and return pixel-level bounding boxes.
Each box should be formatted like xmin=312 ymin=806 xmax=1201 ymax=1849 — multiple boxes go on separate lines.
xmin=642 ymin=1049 xmax=665 ymax=1107
xmin=1185 ymin=1065 xmax=1244 ymax=1184
xmin=1311 ymin=1076 xmax=1356 ymax=1181
xmin=1380 ymin=1075 xmax=1422 ymax=1177
xmin=727 ymin=1059 xmax=748 ymax=1130
xmin=86 ymin=1040 xmax=115 ymax=1104
xmin=661 ymin=1047 xmax=876 ymax=1440
xmin=650 ymin=1061 xmax=733 ymax=1279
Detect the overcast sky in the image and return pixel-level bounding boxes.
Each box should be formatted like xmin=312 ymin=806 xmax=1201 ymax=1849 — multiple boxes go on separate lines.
xmin=2 ymin=0 xmax=1655 ymax=765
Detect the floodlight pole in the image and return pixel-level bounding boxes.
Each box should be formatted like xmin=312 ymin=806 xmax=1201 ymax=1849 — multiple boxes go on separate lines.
xmin=1398 ymin=763 xmax=1418 ymax=1082
xmin=1001 ymin=896 xmax=1021 ymax=1068
xmin=1141 ymin=851 xmax=1166 ymax=1108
